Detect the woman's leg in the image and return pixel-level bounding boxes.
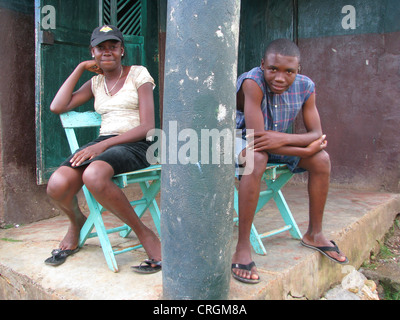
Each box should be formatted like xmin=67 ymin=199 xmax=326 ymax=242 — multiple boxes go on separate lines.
xmin=47 ymin=166 xmax=86 ymax=250
xmin=82 ymin=160 xmax=161 ymax=262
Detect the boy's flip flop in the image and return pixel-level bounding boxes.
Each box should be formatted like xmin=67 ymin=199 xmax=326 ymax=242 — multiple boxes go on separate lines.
xmin=231 ymin=261 xmax=260 ymax=284
xmin=131 ymin=259 xmax=162 ymax=274
xmin=301 ymin=240 xmax=349 ymax=265
xmin=44 ymin=248 xmax=80 ymax=266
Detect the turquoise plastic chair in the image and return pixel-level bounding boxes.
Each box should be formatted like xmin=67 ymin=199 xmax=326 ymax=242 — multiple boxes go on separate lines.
xmin=60 ymin=111 xmax=161 ymax=272
xmin=234 ymin=164 xmax=302 ymax=255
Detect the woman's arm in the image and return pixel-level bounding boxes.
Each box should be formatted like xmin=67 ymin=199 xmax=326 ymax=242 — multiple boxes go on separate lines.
xmin=50 ymin=61 xmax=100 ymax=114
xmin=70 ymin=82 xmax=155 ymax=167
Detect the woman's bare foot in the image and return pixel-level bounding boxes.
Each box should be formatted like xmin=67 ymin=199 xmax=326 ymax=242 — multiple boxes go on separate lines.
xmin=59 ymin=215 xmax=86 ymax=250
xmin=139 ymin=227 xmax=162 ymax=266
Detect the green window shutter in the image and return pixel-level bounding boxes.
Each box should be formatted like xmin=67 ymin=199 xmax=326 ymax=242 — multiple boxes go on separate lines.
xmin=102 ymin=0 xmax=146 ymax=65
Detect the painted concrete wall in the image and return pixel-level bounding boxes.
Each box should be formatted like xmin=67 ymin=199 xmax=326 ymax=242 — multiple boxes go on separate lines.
xmin=297 ymin=0 xmax=400 ymax=191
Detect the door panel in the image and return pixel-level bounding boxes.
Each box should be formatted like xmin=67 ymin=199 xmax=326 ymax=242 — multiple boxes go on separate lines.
xmin=35 ymin=0 xmax=100 ymax=184
xmin=238 ymin=0 xmax=295 ymax=74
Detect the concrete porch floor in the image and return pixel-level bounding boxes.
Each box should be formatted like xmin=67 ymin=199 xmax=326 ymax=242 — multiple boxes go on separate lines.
xmin=0 ymin=184 xmax=399 ymax=300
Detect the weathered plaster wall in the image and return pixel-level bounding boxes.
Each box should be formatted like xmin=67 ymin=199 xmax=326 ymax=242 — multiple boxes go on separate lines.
xmin=295 ymin=0 xmax=400 ymax=192
xmin=298 ymin=32 xmax=400 ymax=192
xmin=0 ymin=6 xmax=58 ymax=225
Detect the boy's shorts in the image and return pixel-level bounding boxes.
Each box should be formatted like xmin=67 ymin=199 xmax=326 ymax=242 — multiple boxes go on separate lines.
xmin=235 ymin=137 xmax=306 ymax=174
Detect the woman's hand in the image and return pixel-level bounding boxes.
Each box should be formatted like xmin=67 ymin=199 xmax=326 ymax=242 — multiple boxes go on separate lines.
xmin=70 ymin=142 xmax=107 ymax=167
xmin=80 ymin=60 xmax=103 ymax=75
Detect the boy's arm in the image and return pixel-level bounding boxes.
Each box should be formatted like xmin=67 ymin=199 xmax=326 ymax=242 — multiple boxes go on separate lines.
xmin=267 ymin=134 xmax=327 ymax=158
xmin=248 ymin=92 xmax=324 ymax=157
xmin=242 ymin=79 xmax=288 ymax=150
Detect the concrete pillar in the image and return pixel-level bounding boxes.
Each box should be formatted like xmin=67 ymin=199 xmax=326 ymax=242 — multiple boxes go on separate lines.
xmin=160 ymin=0 xmax=241 ymax=299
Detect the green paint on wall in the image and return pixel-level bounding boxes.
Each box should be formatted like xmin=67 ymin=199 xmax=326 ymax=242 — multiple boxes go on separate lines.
xmin=298 ymin=0 xmax=400 ymax=39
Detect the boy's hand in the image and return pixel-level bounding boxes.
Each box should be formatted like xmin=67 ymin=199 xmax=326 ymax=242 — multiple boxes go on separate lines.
xmin=246 ymin=130 xmax=287 ymax=151
xmin=306 ymin=134 xmax=327 ymax=157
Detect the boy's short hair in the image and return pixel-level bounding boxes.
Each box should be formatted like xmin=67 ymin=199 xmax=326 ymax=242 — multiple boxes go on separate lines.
xmin=264 ymin=39 xmax=301 ymax=62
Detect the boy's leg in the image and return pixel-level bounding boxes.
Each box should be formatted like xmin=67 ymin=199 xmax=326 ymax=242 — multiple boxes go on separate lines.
xmin=298 ymin=150 xmax=347 ymax=263
xmin=232 ymin=149 xmax=268 ymax=281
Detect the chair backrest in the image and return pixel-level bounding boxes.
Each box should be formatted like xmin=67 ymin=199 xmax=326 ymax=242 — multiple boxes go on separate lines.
xmin=60 ymin=111 xmax=101 ymax=153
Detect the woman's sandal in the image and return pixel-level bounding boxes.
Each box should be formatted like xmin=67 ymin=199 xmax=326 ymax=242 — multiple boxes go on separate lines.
xmin=44 ymin=248 xmax=80 ymax=266
xmin=131 ymin=259 xmax=162 ymax=274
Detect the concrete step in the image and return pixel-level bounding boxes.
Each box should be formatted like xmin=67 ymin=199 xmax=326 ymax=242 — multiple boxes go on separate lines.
xmin=1 ymin=185 xmax=399 ymax=300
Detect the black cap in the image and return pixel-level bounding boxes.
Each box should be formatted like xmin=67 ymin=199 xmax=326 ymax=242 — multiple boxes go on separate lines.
xmin=90 ymin=25 xmax=124 ymax=47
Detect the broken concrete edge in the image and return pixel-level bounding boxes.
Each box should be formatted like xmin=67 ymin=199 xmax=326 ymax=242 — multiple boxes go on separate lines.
xmin=1 ymin=194 xmax=399 ymax=300
xmin=0 ymin=264 xmax=71 ymax=300
xmin=255 ymin=194 xmax=400 ymax=300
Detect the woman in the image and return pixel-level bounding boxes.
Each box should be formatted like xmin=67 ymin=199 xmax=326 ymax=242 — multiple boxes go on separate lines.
xmin=45 ymin=25 xmax=161 ymax=273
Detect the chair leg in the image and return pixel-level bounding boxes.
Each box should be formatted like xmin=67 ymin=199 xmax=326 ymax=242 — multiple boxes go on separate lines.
xmin=79 ymin=186 xmax=119 ymax=272
xmin=250 ymin=223 xmax=267 ymax=255
xmin=273 ymin=190 xmax=302 ymax=239
xmin=234 ymin=167 xmax=301 ymax=256
xmin=79 ymin=186 xmax=102 ymax=247
xmin=147 ymin=197 xmax=161 ymax=235
xmin=138 ymin=180 xmax=161 ymax=235
xmin=119 ymin=179 xmax=161 ymax=238
xmin=234 ymin=186 xmax=267 ymax=255
xmin=92 ymin=212 xmax=119 ymax=272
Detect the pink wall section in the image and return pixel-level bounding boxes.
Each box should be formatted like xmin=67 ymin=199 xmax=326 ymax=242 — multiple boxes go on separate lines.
xmin=297 ymin=32 xmax=400 ymax=192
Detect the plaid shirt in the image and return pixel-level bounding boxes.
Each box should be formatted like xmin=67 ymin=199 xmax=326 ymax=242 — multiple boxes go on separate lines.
xmin=236 ymin=67 xmax=315 ymax=137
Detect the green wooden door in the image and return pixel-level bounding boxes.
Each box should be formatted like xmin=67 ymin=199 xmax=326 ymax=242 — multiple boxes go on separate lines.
xmin=238 ymin=0 xmax=296 ymax=74
xmin=237 ymin=0 xmax=297 ymax=133
xmin=35 ymin=0 xmax=100 ymax=184
xmin=35 ymin=0 xmax=149 ymax=184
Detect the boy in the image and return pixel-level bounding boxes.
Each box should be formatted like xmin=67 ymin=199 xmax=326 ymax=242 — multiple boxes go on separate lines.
xmin=232 ymin=39 xmax=348 ymax=284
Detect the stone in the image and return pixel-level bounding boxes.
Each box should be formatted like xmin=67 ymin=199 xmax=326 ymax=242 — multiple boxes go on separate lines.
xmin=360 ymin=284 xmax=379 ymax=300
xmin=364 ymin=279 xmax=377 ymax=292
xmin=323 ymin=269 xmax=380 ymax=300
xmin=324 ymin=287 xmax=360 ymax=300
xmin=341 ymin=269 xmax=366 ymax=293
